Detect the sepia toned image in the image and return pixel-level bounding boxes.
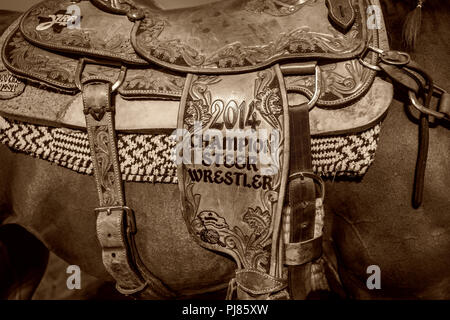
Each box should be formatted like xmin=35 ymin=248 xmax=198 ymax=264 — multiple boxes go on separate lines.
xmin=0 ymin=0 xmax=448 ymax=303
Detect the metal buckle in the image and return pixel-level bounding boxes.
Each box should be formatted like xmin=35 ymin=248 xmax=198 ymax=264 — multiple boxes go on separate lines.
xmin=288 ymin=172 xmax=325 ymax=201
xmin=94 ymin=206 xmax=136 ymax=234
xmin=285 ymin=64 xmax=322 ymax=110
xmin=75 ymin=58 xmax=127 ymax=92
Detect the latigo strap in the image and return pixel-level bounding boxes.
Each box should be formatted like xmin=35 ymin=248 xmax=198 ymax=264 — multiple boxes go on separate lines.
xmin=287 ymin=103 xmax=320 ymax=299
xmin=82 ymin=80 xmax=175 ymax=299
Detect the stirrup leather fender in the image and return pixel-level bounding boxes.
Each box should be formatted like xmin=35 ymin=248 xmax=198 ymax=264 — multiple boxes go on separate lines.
xmin=177 ymin=64 xmax=325 ymax=299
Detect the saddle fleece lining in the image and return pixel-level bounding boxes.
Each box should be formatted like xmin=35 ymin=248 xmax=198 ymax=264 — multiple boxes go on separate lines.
xmin=0 ymin=117 xmax=381 ymax=182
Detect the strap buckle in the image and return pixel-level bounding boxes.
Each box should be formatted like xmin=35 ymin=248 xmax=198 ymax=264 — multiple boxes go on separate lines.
xmin=288 ymin=172 xmax=325 ymax=202
xmin=75 ymin=58 xmax=127 ymax=92
xmin=94 ymin=206 xmax=136 ymax=234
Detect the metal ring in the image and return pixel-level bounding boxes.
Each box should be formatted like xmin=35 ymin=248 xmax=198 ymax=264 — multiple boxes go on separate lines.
xmin=358 ymin=58 xmax=381 ymax=71
xmin=288 ymin=172 xmax=325 ymax=201
xmin=380 ymin=50 xmax=411 ymax=66
xmin=75 ymin=58 xmax=127 ymax=93
xmin=111 ymin=66 xmax=127 ymax=92
xmin=116 ymin=281 xmax=149 ymax=296
xmin=307 ymin=65 xmax=322 ymax=110
xmin=358 ymin=44 xmax=382 ymax=71
xmin=282 ymin=63 xmax=322 ymax=110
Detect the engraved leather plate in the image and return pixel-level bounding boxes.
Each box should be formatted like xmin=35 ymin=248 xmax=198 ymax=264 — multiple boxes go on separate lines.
xmin=326 ymin=0 xmax=355 ymax=31
xmin=133 ymin=0 xmax=368 ymax=73
xmin=2 ymin=24 xmax=183 ymax=98
xmin=3 ymin=26 xmax=78 ymax=92
xmin=19 ymin=0 xmax=147 ymax=65
xmin=178 ymin=66 xmax=289 ymax=275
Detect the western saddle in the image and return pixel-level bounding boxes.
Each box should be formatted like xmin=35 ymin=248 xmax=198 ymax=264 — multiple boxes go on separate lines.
xmin=0 ymin=0 xmax=448 ymax=299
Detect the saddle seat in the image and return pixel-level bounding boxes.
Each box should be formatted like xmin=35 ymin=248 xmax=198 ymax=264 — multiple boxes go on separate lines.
xmin=0 ymin=0 xmax=394 ymax=300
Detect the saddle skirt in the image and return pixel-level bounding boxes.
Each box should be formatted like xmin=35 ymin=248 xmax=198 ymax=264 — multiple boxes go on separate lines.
xmin=0 ymin=0 xmax=393 ymax=300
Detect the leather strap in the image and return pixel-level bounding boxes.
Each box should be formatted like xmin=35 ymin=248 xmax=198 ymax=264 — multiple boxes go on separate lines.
xmin=379 ymin=63 xmax=420 ymax=93
xmin=325 ymin=0 xmax=355 ymax=32
xmin=82 ymin=81 xmax=174 ymax=299
xmin=235 ymin=270 xmax=288 ymax=299
xmin=409 ymin=64 xmax=433 ymax=208
xmin=287 ymin=103 xmax=318 ymax=299
xmin=379 ymin=59 xmax=437 ymax=208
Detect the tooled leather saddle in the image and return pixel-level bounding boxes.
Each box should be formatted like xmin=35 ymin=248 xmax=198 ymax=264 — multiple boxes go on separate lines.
xmin=0 ymin=0 xmax=448 ymax=299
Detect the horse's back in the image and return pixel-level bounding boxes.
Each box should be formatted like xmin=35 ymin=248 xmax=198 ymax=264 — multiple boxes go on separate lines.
xmin=325 ymin=0 xmax=450 ymax=299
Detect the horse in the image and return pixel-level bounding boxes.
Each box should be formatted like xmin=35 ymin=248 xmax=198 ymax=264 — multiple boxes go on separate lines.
xmin=0 ymin=0 xmax=448 ymax=299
